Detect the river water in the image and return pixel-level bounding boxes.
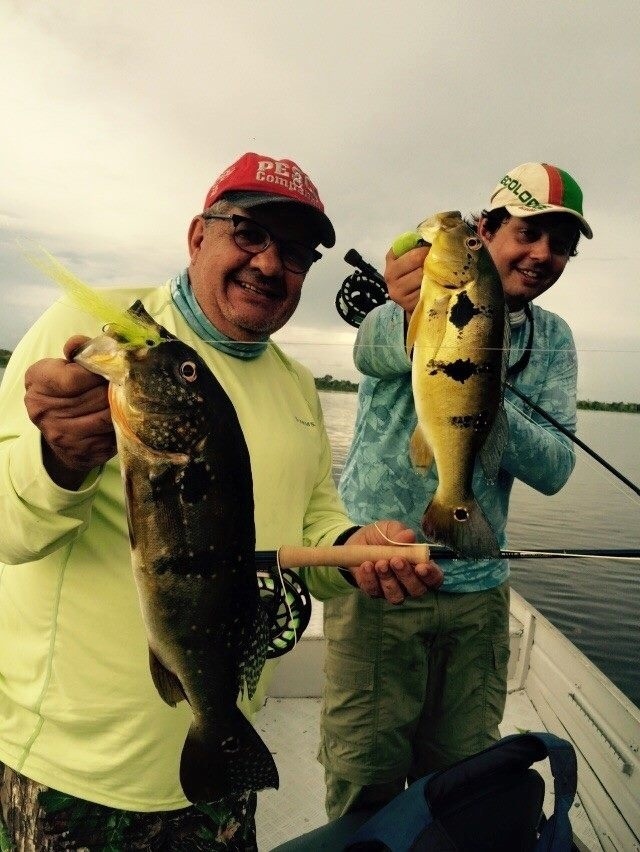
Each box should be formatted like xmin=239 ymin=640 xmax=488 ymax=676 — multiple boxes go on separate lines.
xmin=320 ymin=390 xmax=640 ymax=709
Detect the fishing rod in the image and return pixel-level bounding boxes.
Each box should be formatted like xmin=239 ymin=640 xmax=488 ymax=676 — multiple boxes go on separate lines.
xmin=505 ymin=381 xmax=640 ymax=498
xmin=255 ymin=544 xmax=640 ymax=570
xmin=338 ymin=249 xmax=640 ymax=499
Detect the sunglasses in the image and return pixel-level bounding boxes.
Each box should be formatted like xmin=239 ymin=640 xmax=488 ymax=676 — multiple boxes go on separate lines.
xmin=202 ymin=213 xmax=322 ymax=274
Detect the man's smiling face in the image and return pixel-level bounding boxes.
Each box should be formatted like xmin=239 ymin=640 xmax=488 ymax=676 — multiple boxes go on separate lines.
xmin=187 ymin=204 xmax=318 ymax=341
xmin=479 ymin=213 xmax=579 ymax=309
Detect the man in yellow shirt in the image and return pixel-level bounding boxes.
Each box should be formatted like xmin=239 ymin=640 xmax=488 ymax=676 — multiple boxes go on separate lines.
xmin=0 ymin=152 xmax=442 ymax=850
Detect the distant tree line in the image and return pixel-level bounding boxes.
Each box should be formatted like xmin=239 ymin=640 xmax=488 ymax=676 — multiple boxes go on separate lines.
xmin=577 ymin=400 xmax=639 ymax=413
xmin=314 ymin=374 xmax=359 ymax=393
xmin=0 ymin=349 xmax=11 ymax=367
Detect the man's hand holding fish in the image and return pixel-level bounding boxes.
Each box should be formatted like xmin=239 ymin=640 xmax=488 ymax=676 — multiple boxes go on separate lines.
xmin=23 ymin=334 xmax=116 ymax=490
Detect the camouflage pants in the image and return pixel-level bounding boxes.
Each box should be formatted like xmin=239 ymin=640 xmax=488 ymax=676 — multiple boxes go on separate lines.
xmin=0 ymin=764 xmax=257 ymax=851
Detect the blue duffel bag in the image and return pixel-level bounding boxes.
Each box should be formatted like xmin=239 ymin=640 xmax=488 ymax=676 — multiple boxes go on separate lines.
xmin=272 ymin=732 xmax=578 ymax=852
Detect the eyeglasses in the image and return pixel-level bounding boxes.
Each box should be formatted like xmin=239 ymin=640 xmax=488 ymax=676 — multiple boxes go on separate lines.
xmin=202 ymin=213 xmax=322 ymax=274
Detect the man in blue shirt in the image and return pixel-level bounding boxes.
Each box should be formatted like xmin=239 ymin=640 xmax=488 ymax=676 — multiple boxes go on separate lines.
xmin=318 ymin=163 xmax=593 ymax=819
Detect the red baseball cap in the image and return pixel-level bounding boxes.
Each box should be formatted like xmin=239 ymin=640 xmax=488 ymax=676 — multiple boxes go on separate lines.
xmin=203 ymin=152 xmax=336 ymax=248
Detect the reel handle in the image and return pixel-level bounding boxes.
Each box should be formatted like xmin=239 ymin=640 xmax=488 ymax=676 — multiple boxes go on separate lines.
xmin=344 ymin=249 xmax=386 ymax=282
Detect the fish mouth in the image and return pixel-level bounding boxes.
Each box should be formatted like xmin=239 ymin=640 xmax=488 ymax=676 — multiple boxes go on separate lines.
xmin=74 ymin=333 xmax=131 ymax=384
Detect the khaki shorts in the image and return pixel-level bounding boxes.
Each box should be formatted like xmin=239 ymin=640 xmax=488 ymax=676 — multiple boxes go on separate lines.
xmin=319 ymin=583 xmax=510 ymax=818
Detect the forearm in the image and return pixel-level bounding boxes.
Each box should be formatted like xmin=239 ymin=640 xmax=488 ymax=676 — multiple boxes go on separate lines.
xmin=0 ymin=428 xmax=100 ymax=564
xmin=0 ymin=305 xmax=102 ymax=563
xmin=501 ymin=400 xmax=575 ymax=493
xmin=353 ymin=302 xmax=411 ymax=378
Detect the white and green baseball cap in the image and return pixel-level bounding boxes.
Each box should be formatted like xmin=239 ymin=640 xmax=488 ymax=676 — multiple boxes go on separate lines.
xmin=488 ymin=163 xmax=593 ymax=238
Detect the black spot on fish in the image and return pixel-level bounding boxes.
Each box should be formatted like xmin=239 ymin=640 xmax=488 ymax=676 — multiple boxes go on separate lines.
xmin=428 ymin=358 xmax=499 ymax=384
xmin=451 ymin=411 xmax=492 ymax=431
xmin=449 ymin=291 xmax=481 ymax=329
xmin=178 ymin=459 xmax=214 ymax=504
xmin=149 ymin=465 xmax=178 ymax=500
xmin=451 ymin=414 xmax=476 ymax=429
xmin=428 ymin=358 xmax=478 ymax=383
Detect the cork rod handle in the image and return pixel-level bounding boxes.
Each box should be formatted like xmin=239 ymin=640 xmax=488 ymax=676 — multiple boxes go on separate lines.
xmin=276 ymin=544 xmax=430 ymax=569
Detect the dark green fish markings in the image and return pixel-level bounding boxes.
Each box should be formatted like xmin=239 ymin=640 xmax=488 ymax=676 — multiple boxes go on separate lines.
xmin=75 ymin=302 xmax=277 ymax=803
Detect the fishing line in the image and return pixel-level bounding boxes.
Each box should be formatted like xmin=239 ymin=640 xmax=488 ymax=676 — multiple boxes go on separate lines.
xmin=372 ymin=522 xmax=417 ymax=549
xmin=275 ymin=549 xmax=297 ymax=652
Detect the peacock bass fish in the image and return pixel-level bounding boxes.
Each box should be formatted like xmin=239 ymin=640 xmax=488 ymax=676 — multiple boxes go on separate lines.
xmin=398 ymin=211 xmax=510 ymax=558
xmin=25 ymin=248 xmax=278 ymax=803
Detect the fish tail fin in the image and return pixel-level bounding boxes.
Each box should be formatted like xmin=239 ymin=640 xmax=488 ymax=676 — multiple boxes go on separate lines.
xmin=180 ymin=707 xmax=279 ymax=803
xmin=423 ymin=492 xmax=501 ymax=558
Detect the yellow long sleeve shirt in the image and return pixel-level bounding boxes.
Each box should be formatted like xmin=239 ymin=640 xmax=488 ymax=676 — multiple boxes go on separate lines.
xmin=0 ymin=282 xmax=353 ymax=810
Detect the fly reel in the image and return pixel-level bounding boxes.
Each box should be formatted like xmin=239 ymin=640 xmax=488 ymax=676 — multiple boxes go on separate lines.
xmin=335 ymin=249 xmax=389 ymax=328
xmin=257 ymin=565 xmax=312 ymax=659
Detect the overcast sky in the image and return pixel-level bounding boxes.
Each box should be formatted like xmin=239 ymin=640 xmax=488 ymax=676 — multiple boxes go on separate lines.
xmin=1 ymin=1 xmax=638 ymax=402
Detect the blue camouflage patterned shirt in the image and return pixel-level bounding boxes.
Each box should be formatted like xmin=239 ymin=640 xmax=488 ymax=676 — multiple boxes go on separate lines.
xmin=338 ymin=300 xmax=578 ymax=592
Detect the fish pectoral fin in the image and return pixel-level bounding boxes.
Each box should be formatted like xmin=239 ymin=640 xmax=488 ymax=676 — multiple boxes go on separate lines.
xmin=479 ymin=406 xmax=509 ymax=481
xmin=408 ymin=294 xmax=449 ymax=361
xmin=409 ymin=427 xmax=435 ymax=470
xmin=148 ymin=648 xmax=188 ymax=706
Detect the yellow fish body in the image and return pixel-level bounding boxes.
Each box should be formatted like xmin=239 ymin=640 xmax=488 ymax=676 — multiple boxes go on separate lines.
xmin=405 ymin=212 xmax=509 ymax=558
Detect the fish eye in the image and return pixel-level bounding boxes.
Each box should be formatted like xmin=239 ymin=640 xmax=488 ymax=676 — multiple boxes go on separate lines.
xmin=464 ymin=236 xmax=482 ymax=251
xmin=179 ymin=361 xmax=198 ymax=382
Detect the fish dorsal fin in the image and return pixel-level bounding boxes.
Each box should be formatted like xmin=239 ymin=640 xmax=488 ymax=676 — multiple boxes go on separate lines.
xmin=238 ymin=606 xmax=270 ymax=700
xmin=148 ymin=648 xmax=188 ymax=706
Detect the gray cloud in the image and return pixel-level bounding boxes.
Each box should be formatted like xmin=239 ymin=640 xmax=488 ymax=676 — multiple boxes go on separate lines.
xmin=1 ymin=0 xmax=638 ymax=401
